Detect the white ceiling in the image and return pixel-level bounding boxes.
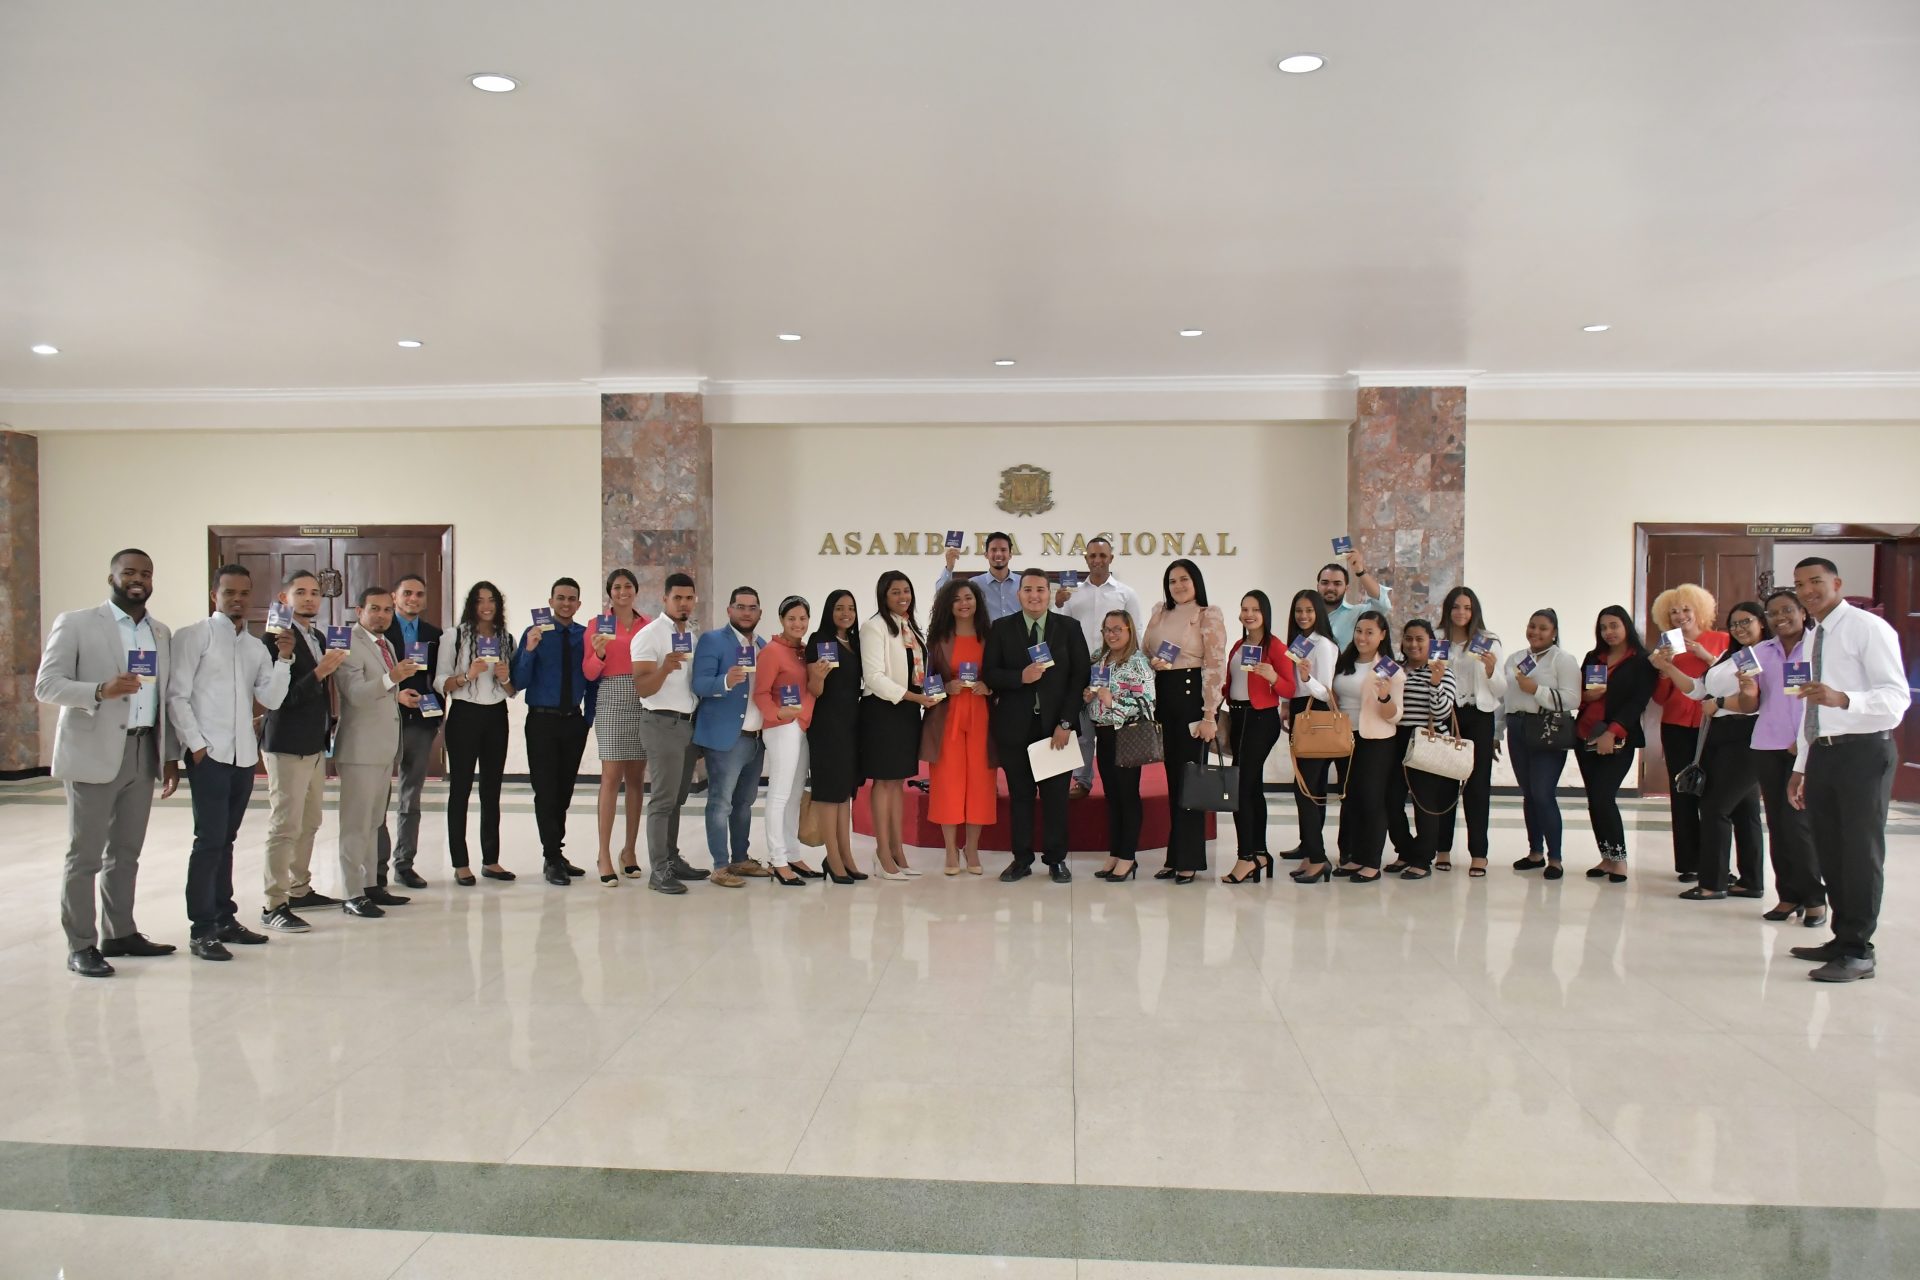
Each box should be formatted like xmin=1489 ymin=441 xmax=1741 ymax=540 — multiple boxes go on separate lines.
xmin=3 ymin=0 xmax=1918 ymax=397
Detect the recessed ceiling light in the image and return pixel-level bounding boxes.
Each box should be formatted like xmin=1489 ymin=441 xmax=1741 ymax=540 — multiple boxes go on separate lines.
xmin=396 ymin=339 xmax=424 ymax=348
xmin=993 ymin=359 xmax=1017 ymax=367
xmin=1178 ymin=329 xmax=1205 ymax=338
xmin=1582 ymin=324 xmax=1611 ymax=333
xmin=1276 ymin=54 xmax=1325 ymax=74
xmin=469 ymin=73 xmax=518 ymax=93
xmin=777 ymin=333 xmax=803 ymax=342
xmin=30 ymin=343 xmax=59 ymax=356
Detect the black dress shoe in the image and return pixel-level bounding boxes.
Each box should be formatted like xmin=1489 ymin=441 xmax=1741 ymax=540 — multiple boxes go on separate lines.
xmin=341 ymin=896 xmax=386 ymax=918
xmin=543 ymin=864 xmax=571 ymax=886
xmin=1048 ymin=863 xmax=1073 ymax=884
xmin=1810 ymin=956 xmax=1875 ymax=983
xmin=288 ymin=890 xmax=342 ymax=909
xmin=100 ymin=932 xmax=176 ymax=957
xmin=394 ymin=868 xmax=429 ymax=890
xmin=217 ymin=920 xmax=270 ymax=945
xmin=365 ymin=886 xmax=412 ymax=906
xmin=999 ymin=862 xmax=1033 ymax=882
xmin=648 ymin=875 xmax=688 ymax=895
xmin=480 ymin=866 xmax=516 ymax=882
xmin=1790 ymin=942 xmax=1843 ymax=962
xmin=68 ymin=947 xmax=114 ymax=977
xmin=561 ymin=862 xmax=586 ymax=877
xmin=189 ymin=937 xmax=233 ymax=961
xmin=670 ymin=860 xmax=711 ymax=881
xmin=1676 ymin=872 xmax=1698 ymax=883
xmin=1277 ymin=846 xmax=1307 ymax=860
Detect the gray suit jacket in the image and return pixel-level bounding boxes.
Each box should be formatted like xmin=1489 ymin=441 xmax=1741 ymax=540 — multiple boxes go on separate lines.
xmin=35 ymin=602 xmax=176 ymax=784
xmin=333 ymin=624 xmax=402 ymax=767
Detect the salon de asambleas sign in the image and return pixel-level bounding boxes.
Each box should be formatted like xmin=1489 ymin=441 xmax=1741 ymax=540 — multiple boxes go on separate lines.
xmin=816 ymin=463 xmax=1240 ymax=559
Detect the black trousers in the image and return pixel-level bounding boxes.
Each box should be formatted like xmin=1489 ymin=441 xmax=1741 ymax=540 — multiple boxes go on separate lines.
xmin=1095 ymin=726 xmax=1143 ymax=861
xmin=1660 ymin=721 xmax=1704 ymax=874
xmin=1754 ymin=748 xmax=1824 ymax=907
xmin=1288 ymin=697 xmax=1334 ymax=861
xmin=1387 ymin=727 xmax=1460 ymax=869
xmin=1000 ymin=725 xmax=1071 ymax=866
xmin=445 ymin=700 xmax=509 ymax=869
xmin=1229 ymin=702 xmax=1282 ymax=856
xmin=184 ymin=756 xmax=252 ymax=936
xmin=1576 ymin=744 xmax=1637 ymax=862
xmin=1806 ymin=733 xmax=1896 ymax=957
xmin=526 ymin=709 xmax=590 ymax=864
xmin=1336 ymin=735 xmax=1397 ymax=871
xmin=1436 ymin=706 xmax=1496 ymax=860
xmin=1157 ymin=668 xmax=1209 ymax=872
xmin=1698 ymin=717 xmax=1764 ymax=893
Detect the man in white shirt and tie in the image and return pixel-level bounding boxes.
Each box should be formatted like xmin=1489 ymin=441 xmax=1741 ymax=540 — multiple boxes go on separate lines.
xmin=168 ymin=564 xmax=293 ymax=961
xmin=1054 ymin=536 xmax=1144 ymax=797
xmin=1787 ymin=556 xmax=1911 ymax=983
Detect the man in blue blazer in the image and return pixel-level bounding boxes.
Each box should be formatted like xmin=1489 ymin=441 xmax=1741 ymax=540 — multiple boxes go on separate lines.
xmin=691 ymin=587 xmax=768 ymax=888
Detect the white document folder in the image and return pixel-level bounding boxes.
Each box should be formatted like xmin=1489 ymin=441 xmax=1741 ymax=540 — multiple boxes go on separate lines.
xmin=1027 ymin=735 xmax=1085 ymax=782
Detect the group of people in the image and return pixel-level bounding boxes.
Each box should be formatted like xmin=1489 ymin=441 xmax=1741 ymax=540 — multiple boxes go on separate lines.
xmin=38 ymin=539 xmax=1906 ymax=985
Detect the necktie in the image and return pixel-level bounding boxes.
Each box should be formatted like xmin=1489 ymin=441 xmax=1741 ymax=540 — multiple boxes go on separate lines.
xmin=1806 ymin=624 xmax=1825 ymax=742
xmin=376 ymin=636 xmax=395 ymax=671
xmin=1031 ymin=618 xmax=1041 ymax=646
xmin=559 ymin=628 xmax=574 ymax=708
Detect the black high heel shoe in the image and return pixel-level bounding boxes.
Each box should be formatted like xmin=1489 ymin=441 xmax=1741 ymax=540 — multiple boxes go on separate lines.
xmin=1153 ymin=867 xmax=1176 ymax=880
xmin=1173 ymin=872 xmax=1198 ymax=884
xmin=772 ymin=868 xmax=806 ymax=887
xmin=1803 ymin=907 xmax=1829 ymax=929
xmin=792 ymin=863 xmax=826 ymax=879
xmin=1291 ymin=862 xmax=1331 ymax=884
xmin=1762 ymin=902 xmax=1805 ymax=921
xmin=1349 ymin=870 xmax=1382 ymax=884
xmin=824 ymin=862 xmax=857 ymax=885
xmin=1112 ymin=862 xmax=1137 ymax=881
xmin=1221 ymin=858 xmax=1264 ymax=885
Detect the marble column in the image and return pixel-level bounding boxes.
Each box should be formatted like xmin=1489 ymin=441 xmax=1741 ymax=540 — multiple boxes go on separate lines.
xmin=0 ymin=431 xmax=42 ymax=774
xmin=601 ymin=393 xmax=712 ymax=626
xmin=1346 ymin=386 xmax=1466 ymax=617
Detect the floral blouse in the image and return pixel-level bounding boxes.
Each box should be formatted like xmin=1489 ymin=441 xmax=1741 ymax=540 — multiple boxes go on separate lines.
xmin=1089 ymin=650 xmax=1157 ymax=728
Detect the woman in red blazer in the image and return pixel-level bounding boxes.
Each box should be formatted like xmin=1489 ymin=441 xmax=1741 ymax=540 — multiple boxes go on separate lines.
xmin=1222 ymin=590 xmax=1297 ymax=884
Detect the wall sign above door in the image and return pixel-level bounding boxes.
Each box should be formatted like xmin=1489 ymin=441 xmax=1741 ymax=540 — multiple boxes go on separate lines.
xmin=299 ymin=525 xmax=360 ymax=537
xmin=1745 ymin=523 xmax=1842 ymax=537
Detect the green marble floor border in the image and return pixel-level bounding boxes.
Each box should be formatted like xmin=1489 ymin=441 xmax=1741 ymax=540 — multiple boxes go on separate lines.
xmin=1 ymin=1141 xmax=1914 ymax=1278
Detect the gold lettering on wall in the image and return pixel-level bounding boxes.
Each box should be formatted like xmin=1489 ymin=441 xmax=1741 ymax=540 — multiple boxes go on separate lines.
xmin=814 ymin=531 xmax=1240 ymax=557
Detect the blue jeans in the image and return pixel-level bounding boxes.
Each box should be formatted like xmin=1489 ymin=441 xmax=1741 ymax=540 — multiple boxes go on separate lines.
xmin=702 ymin=732 xmax=765 ymax=868
xmin=1506 ymin=718 xmax=1567 ymax=860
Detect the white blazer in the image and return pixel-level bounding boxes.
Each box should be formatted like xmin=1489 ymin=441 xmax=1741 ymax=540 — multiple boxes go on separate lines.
xmin=859 ymin=613 xmax=918 ymax=703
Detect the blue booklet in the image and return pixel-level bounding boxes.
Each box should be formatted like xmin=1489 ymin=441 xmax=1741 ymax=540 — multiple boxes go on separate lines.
xmin=944 ymin=530 xmax=965 ymax=549
xmin=735 ymin=644 xmax=757 ymax=669
xmin=1238 ymin=643 xmax=1263 ymax=668
xmin=778 ymin=683 xmax=802 ymax=708
xmin=1660 ymin=628 xmax=1685 ymax=653
xmin=1373 ymin=656 xmax=1401 ymax=679
xmin=531 ymin=607 xmax=554 ymax=632
xmin=1431 ymin=639 xmax=1452 ymax=661
xmin=1287 ymin=633 xmax=1313 ymax=660
xmin=127 ymin=649 xmax=158 ymax=682
xmin=1516 ymin=652 xmax=1537 ymax=675
xmin=417 ymin=692 xmax=444 ymax=718
xmin=957 ymin=659 xmax=978 ymax=684
xmin=1028 ymin=642 xmax=1054 ymax=668
xmin=818 ymin=639 xmax=840 ymax=666
xmin=325 ymin=625 xmax=353 ymax=651
xmin=1155 ymin=640 xmax=1181 ymax=663
xmin=595 ymin=613 xmax=617 ymax=636
xmin=1783 ymin=661 xmax=1811 ymax=693
xmin=1331 ymin=534 xmax=1354 ymax=556
xmin=1467 ymin=633 xmax=1494 ymax=656
xmin=923 ymin=673 xmax=946 ymax=699
xmin=1584 ymin=663 xmax=1608 ymax=688
xmin=476 ymin=635 xmax=501 ymax=660
xmin=406 ymin=641 xmax=429 ymax=666
xmin=671 ymin=630 xmax=693 ymax=654
xmin=1732 ymin=648 xmax=1761 ymax=677
xmin=265 ymin=601 xmax=292 ymax=633
xmin=1060 ymin=570 xmax=1081 ymax=589
xmin=1090 ymin=663 xmax=1110 ymax=687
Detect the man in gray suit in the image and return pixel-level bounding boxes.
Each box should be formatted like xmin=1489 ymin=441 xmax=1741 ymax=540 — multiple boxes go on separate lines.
xmin=34 ymin=548 xmax=181 ymax=977
xmin=334 ymin=585 xmax=422 ymax=918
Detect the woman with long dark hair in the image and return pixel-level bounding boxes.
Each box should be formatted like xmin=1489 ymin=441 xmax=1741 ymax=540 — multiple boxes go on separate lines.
xmin=581 ymin=567 xmax=651 ymax=882
xmin=1330 ymin=611 xmax=1404 ymax=884
xmin=434 ymin=581 xmax=518 ymax=884
xmin=1283 ymin=589 xmax=1342 ymax=882
xmin=1142 ymin=559 xmax=1228 ymax=883
xmin=1433 ymin=586 xmax=1504 ymax=876
xmin=859 ymin=570 xmax=939 ymax=879
xmin=806 ymin=589 xmax=865 ymax=883
xmin=1502 ymin=608 xmax=1581 ymax=880
xmin=923 ymin=579 xmax=995 ymax=874
xmin=1575 ymin=605 xmax=1657 ymax=881
xmin=1657 ymin=600 xmax=1769 ymax=901
xmin=1383 ymin=618 xmax=1456 ymax=880
xmin=1222 ymin=590 xmax=1293 ymax=885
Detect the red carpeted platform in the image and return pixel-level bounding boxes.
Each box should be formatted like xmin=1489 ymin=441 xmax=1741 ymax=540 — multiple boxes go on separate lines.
xmin=851 ymin=763 xmax=1215 ymax=852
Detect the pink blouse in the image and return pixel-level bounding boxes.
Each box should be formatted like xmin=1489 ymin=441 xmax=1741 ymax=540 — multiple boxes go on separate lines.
xmin=1143 ymin=602 xmax=1229 ymax=725
xmin=583 ymin=611 xmax=650 ymax=680
xmin=752 ymin=637 xmax=816 ymax=730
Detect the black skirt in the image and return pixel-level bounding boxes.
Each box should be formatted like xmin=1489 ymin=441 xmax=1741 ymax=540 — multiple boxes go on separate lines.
xmin=858 ymin=694 xmax=923 ymax=781
xmin=807 ymin=695 xmax=862 ymax=803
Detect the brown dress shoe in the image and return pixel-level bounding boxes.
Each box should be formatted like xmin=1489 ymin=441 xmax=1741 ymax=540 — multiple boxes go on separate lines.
xmin=731 ymin=860 xmax=772 ymax=877
xmin=709 ymin=868 xmax=746 ymax=887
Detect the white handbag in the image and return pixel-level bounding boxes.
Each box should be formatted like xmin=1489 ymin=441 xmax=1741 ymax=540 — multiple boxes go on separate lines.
xmin=1403 ymin=707 xmax=1474 ymax=814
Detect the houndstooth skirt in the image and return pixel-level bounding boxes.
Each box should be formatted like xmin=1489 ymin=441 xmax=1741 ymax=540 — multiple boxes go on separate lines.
xmin=594 ymin=674 xmax=648 ymax=761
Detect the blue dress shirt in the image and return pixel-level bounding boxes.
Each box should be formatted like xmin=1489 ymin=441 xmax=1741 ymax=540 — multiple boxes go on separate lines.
xmin=511 ymin=621 xmax=598 ymax=723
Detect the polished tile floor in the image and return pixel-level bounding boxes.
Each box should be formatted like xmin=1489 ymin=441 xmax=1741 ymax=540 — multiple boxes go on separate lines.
xmin=1 ymin=779 xmax=1917 ymax=1277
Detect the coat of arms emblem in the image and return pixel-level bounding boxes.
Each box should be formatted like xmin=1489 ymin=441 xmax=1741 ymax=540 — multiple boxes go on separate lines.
xmin=996 ymin=464 xmax=1054 ymax=517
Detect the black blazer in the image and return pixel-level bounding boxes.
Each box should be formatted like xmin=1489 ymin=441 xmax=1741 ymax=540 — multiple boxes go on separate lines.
xmin=260 ymin=623 xmax=334 ymax=757
xmin=385 ymin=616 xmax=443 ymax=726
xmin=982 ymin=610 xmax=1091 ymax=747
xmin=1583 ymin=651 xmax=1658 ymax=749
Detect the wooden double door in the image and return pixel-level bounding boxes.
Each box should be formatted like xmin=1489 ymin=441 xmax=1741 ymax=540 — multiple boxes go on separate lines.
xmin=208 ymin=526 xmax=453 ymax=634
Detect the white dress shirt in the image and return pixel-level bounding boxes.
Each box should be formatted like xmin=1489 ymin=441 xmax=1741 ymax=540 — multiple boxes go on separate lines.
xmin=1795 ymin=601 xmax=1911 ymax=771
xmin=730 ymin=627 xmax=765 ymax=732
xmin=1443 ymin=632 xmax=1507 ymax=712
xmin=435 ymin=627 xmax=515 ymax=704
xmin=631 ymin=613 xmax=698 ymax=714
xmin=167 ymin=615 xmax=291 ymax=767
xmin=1061 ymin=573 xmax=1145 ymax=657
xmin=1291 ymin=633 xmax=1340 ymax=702
xmin=110 ymin=601 xmax=160 ymax=729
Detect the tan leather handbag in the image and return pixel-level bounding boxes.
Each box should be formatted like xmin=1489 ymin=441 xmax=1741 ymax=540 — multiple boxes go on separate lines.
xmin=1289 ymin=687 xmax=1353 ymax=805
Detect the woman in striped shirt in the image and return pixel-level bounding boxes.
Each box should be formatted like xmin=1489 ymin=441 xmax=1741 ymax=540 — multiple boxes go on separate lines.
xmin=1386 ymin=619 xmax=1459 ymax=879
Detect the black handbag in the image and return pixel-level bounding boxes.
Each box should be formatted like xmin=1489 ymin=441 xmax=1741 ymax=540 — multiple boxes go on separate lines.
xmin=1524 ymin=688 xmax=1577 ymax=751
xmin=1180 ymin=737 xmax=1239 ymax=812
xmin=1671 ymin=715 xmax=1710 ymax=796
xmin=1113 ymin=718 xmax=1163 ymax=769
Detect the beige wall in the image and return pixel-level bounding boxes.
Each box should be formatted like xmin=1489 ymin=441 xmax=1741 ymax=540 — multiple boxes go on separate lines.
xmin=36 ymin=426 xmax=599 ymax=770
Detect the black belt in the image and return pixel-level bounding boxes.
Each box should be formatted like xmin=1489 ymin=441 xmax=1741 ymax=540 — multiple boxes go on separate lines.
xmin=126 ymin=726 xmax=155 ymax=738
xmin=739 ymin=729 xmax=762 ymax=740
xmin=527 ymin=706 xmax=582 ymax=717
xmin=643 ymin=707 xmax=693 ymax=722
xmin=1811 ymin=729 xmax=1892 ymax=747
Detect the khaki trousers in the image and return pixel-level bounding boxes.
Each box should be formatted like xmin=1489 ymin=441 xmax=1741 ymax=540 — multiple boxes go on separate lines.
xmin=336 ymin=763 xmax=392 ymax=898
xmin=263 ymin=751 xmax=327 ymax=910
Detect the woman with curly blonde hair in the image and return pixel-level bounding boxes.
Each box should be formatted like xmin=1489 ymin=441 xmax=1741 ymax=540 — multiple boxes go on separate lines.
xmin=1648 ymin=582 xmax=1729 ymax=882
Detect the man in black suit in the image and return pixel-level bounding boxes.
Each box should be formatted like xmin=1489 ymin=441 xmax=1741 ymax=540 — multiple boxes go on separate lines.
xmin=379 ymin=573 xmax=442 ymax=889
xmin=983 ymin=568 xmax=1092 ymax=883
xmin=260 ymin=569 xmax=349 ymax=931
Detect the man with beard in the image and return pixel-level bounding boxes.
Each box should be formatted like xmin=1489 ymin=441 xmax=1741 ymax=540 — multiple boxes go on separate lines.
xmin=1318 ymin=550 xmax=1392 ymax=651
xmin=937 ymin=531 xmax=1021 ymax=623
xmin=378 ymin=573 xmax=442 ymax=890
xmin=259 ymin=569 xmax=350 ymax=932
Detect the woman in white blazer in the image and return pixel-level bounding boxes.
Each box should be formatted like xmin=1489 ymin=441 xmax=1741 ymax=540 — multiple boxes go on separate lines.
xmin=1501 ymin=608 xmax=1582 ymax=880
xmin=858 ymin=570 xmax=938 ymax=878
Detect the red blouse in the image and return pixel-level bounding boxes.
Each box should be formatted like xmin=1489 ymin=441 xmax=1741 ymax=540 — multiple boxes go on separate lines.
xmin=1653 ymin=630 xmax=1728 ymax=729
